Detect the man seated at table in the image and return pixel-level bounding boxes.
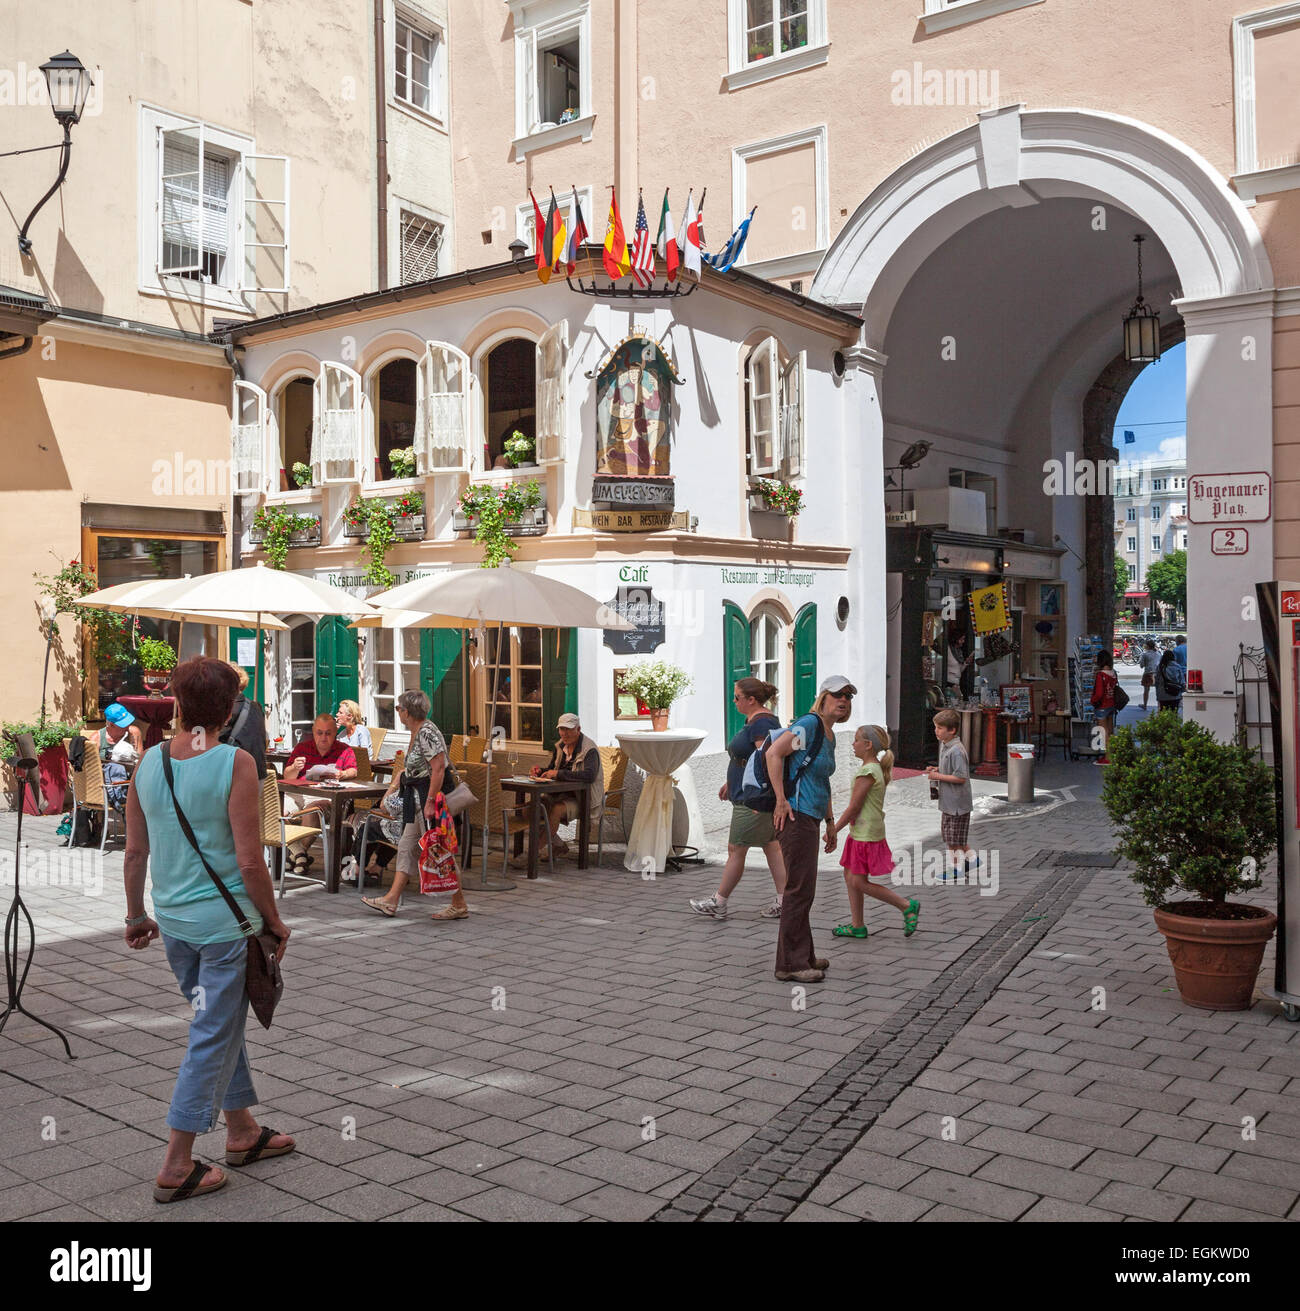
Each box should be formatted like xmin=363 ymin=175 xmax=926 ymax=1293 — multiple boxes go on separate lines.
xmin=282 ymin=713 xmax=358 ymax=873
xmin=516 ymin=712 xmax=603 ymax=865
xmin=100 ymin=703 xmax=144 ymax=809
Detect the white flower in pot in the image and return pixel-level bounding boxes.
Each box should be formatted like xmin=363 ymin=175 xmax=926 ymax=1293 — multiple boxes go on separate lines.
xmin=620 ymin=660 xmax=692 ymax=731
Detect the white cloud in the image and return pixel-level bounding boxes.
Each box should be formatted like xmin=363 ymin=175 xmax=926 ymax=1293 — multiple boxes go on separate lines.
xmin=1156 ymin=435 xmax=1186 ymax=461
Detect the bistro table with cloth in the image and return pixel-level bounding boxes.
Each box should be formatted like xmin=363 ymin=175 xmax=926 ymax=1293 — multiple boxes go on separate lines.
xmin=117 ymin=695 xmax=177 ymax=749
xmin=277 ymin=778 xmax=386 ymax=892
xmin=616 ymin=729 xmax=707 ymax=875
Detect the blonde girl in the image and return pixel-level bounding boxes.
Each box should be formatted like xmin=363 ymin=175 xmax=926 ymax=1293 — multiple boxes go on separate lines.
xmin=831 ymin=725 xmax=919 ymax=939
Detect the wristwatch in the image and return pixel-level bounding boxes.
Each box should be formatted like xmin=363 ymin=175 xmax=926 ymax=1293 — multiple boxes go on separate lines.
xmin=125 ymin=914 xmax=149 ymax=927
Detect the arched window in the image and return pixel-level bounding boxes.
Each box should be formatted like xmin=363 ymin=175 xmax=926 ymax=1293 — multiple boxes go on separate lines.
xmin=743 ymin=337 xmax=806 ymax=479
xmin=371 ymin=357 xmax=418 ymax=481
xmin=749 ymin=604 xmax=786 ymax=716
xmin=483 ymin=338 xmax=536 ymax=469
xmin=272 ymin=375 xmax=315 ymax=490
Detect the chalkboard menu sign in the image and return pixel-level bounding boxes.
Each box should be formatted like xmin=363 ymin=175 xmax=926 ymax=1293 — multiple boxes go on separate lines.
xmin=602 ymin=586 xmax=665 ymax=655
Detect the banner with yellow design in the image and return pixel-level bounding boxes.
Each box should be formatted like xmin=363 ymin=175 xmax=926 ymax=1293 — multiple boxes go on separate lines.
xmin=969 ymin=582 xmax=1011 ymax=634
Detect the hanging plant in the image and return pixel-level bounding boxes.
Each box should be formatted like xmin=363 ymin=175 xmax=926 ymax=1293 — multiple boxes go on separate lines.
xmin=458 ymin=480 xmax=542 ymax=568
xmin=755 ymin=478 xmax=804 ymax=518
xmin=291 ymin=461 xmax=313 ymax=488
xmin=252 ymin=506 xmax=319 ymax=570
xmin=358 ymin=501 xmax=398 ymax=589
xmin=388 ymin=446 xmax=417 ymax=479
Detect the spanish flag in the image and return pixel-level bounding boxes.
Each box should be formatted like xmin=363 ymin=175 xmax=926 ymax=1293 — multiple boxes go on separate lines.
xmin=529 ymin=190 xmax=551 ymax=284
xmin=603 ymin=189 xmax=630 ymax=281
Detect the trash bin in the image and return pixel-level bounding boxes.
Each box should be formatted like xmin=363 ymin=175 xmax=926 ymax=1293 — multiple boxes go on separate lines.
xmin=1007 ymin=742 xmax=1036 ymax=803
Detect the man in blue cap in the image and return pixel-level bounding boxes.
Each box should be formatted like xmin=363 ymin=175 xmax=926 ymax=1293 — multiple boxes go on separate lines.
xmin=101 ymin=703 xmax=144 ymax=808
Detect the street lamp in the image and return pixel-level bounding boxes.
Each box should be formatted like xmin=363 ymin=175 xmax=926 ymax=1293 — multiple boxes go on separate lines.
xmin=1122 ymin=234 xmax=1161 ymax=364
xmin=16 ymin=51 xmax=94 ymax=256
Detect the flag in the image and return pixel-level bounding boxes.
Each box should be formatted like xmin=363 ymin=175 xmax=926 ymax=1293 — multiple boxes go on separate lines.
xmin=677 ymin=189 xmax=702 ymax=278
xmin=563 ymin=187 xmax=588 ymax=273
xmin=528 ymin=190 xmax=550 ymax=284
xmin=543 ymin=190 xmax=566 ymax=274
xmin=702 ymin=207 xmax=755 ymax=274
xmin=656 ymin=189 xmax=679 ymax=282
xmin=630 ymin=193 xmax=654 ymax=288
xmin=603 ymin=189 xmax=630 ymax=280
xmin=1124 ymin=429 xmax=1136 ymax=444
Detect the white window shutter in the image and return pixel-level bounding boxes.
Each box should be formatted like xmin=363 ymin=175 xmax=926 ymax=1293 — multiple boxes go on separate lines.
xmin=241 ymin=154 xmax=290 ymax=293
xmin=781 ymin=350 xmax=806 ymax=478
xmin=418 ymin=340 xmax=470 ymax=473
xmin=232 ymin=379 xmax=268 ymax=495
xmin=535 ymin=322 xmax=568 ymax=465
xmin=313 ymin=361 xmax=362 ymax=485
xmin=521 ymin=28 xmax=538 ymax=135
xmin=158 ymin=124 xmax=204 ymax=275
xmin=747 ymin=337 xmax=778 ymax=475
xmin=469 ymin=371 xmax=484 ymax=472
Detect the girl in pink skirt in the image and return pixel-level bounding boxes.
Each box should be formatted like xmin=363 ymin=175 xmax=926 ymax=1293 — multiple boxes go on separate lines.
xmin=831 ymin=725 xmax=920 ymax=939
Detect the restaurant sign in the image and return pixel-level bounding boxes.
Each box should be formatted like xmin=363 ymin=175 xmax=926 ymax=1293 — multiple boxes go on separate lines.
xmin=602 ymin=586 xmax=666 ymax=655
xmin=574 ymin=506 xmax=688 ymax=532
xmin=591 ymin=476 xmax=675 ymax=507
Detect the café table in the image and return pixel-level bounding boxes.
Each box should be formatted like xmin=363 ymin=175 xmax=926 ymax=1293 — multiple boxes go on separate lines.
xmin=616 ymin=729 xmax=707 ymax=875
xmin=118 ymin=695 xmax=176 ymax=749
xmin=498 ymin=776 xmax=590 ymax=880
xmin=277 ymin=778 xmax=387 ymax=892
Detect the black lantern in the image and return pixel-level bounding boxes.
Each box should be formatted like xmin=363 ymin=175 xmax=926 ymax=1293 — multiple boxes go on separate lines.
xmin=17 ymin=51 xmax=93 ymax=254
xmin=40 ymin=50 xmax=93 ymax=125
xmin=1122 ymin=234 xmax=1161 ymax=364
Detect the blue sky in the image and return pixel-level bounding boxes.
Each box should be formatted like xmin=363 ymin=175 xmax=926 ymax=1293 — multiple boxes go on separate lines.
xmin=1113 ymin=340 xmax=1186 ymax=463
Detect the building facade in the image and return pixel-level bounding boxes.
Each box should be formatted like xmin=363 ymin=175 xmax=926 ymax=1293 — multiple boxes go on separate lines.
xmin=1114 ymin=458 xmax=1189 ymax=624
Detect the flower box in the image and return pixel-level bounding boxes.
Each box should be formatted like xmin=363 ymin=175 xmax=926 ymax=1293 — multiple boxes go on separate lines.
xmin=248 ymin=517 xmax=321 ymax=548
xmin=344 ymin=513 xmax=426 ymax=540
xmin=453 ymin=505 xmax=547 ymax=535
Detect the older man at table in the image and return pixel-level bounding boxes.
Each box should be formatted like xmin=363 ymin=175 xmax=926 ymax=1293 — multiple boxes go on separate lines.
xmin=517 ymin=712 xmax=603 ymax=865
xmin=282 ymin=713 xmax=357 ymax=874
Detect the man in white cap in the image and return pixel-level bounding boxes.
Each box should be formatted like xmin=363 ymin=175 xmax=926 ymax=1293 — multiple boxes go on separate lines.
xmin=523 ymin=712 xmax=604 ymax=864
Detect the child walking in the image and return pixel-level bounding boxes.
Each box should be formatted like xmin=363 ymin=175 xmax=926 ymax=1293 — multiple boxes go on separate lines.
xmin=927 ymin=709 xmax=975 ymax=879
xmin=831 ymin=725 xmax=920 ymax=939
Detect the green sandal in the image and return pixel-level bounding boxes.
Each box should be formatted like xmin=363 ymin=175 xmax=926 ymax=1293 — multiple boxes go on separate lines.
xmin=902 ymin=898 xmax=920 ymax=937
xmin=832 ymin=923 xmax=868 ymax=939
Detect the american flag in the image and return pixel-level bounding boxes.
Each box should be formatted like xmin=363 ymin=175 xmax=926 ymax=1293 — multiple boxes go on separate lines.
xmin=630 ymin=193 xmax=654 ymax=288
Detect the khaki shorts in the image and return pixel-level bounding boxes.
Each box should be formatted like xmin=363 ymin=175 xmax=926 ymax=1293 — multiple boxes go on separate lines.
xmin=396 ymin=821 xmax=421 ymax=875
xmin=728 ymin=804 xmax=775 ymax=848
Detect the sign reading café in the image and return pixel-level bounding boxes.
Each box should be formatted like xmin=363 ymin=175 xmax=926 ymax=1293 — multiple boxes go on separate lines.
xmin=1187 ymin=472 xmax=1271 ymax=524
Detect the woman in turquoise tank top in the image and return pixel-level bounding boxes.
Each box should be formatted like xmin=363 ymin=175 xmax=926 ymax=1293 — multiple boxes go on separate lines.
xmin=124 ymin=657 xmax=293 ymax=1204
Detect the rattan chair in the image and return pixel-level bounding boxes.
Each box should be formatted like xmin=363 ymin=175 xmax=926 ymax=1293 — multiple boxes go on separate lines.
xmin=456 ymin=761 xmax=550 ymax=875
xmin=260 ymin=773 xmax=330 ymax=898
xmin=64 ymin=736 xmax=127 ymax=851
xmin=594 ymin=747 xmax=629 ymax=864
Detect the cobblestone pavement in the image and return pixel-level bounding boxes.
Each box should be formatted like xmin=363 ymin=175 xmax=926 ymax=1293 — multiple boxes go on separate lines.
xmin=0 ymin=728 xmax=1296 ymax=1224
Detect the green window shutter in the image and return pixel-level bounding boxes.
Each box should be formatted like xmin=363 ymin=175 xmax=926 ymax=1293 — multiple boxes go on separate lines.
xmin=793 ymin=603 xmax=817 ymax=719
xmin=315 ymin=615 xmax=359 ymax=714
xmin=723 ymin=601 xmax=750 ymax=740
xmin=541 ymin=627 xmax=577 ymax=740
xmin=421 ymin=628 xmax=465 ymax=735
xmin=228 ymin=627 xmax=265 ymax=704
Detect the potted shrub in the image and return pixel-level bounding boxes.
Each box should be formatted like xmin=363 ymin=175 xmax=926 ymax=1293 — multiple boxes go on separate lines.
xmin=291 ymin=461 xmax=313 ymax=489
xmin=389 ymin=445 xmax=417 ymax=480
xmin=620 ymin=660 xmax=693 ymax=731
xmin=138 ymin=637 xmax=178 ymax=695
xmin=504 ymin=429 xmax=536 ymax=468
xmin=2 ymin=718 xmax=83 ymax=816
xmin=1101 ymin=711 xmax=1277 ymax=1011
xmin=751 ymin=478 xmax=804 ymax=518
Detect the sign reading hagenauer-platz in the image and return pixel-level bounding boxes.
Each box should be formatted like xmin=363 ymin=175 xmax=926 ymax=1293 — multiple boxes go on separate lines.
xmin=1187 ymin=472 xmax=1271 ymax=523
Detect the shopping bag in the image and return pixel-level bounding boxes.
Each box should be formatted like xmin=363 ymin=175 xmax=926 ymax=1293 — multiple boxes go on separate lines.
xmin=418 ymin=794 xmax=461 ymax=895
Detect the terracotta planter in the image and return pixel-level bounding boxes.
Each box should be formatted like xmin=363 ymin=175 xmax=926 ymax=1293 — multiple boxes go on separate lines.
xmin=18 ymin=744 xmax=70 ymax=816
xmin=650 ymin=709 xmax=670 ymax=731
xmin=1153 ymin=902 xmax=1278 ymax=1011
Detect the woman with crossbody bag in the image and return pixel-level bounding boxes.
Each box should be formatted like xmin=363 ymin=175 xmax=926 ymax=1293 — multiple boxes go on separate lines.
xmin=124 ymin=657 xmax=293 ymax=1205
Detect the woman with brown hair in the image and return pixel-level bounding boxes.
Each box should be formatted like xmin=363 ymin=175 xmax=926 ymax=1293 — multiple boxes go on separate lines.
xmin=689 ymin=678 xmax=786 ymax=920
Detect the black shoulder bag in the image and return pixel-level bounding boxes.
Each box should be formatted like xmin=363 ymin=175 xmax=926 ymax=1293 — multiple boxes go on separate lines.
xmin=159 ymin=742 xmax=283 ymax=1029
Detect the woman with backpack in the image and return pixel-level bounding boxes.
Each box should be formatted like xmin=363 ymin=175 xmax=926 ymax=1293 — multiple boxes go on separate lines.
xmin=1089 ymin=651 xmax=1120 ymax=764
xmin=1155 ymin=648 xmax=1185 ymax=717
xmin=689 ymin=678 xmax=786 ymax=921
xmin=768 ymin=675 xmax=856 ymax=984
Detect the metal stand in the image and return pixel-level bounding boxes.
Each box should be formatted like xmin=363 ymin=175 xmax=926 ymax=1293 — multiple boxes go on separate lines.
xmin=0 ymin=743 xmax=74 ymax=1058
xmin=664 ymin=845 xmax=705 ymax=874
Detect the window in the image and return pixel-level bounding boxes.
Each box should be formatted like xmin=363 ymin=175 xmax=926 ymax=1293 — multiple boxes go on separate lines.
xmin=744 ymin=337 xmax=806 ymax=480
xmin=371 ymin=358 xmax=418 ymax=481
xmin=726 ymin=0 xmax=827 ymax=87
xmin=272 ymin=375 xmax=315 ymax=490
xmin=1232 ymin=3 xmax=1300 ymax=202
xmin=287 ymin=618 xmax=316 ymax=745
xmin=372 ymin=629 xmax=422 ymax=730
xmin=1152 ymin=504 xmax=1162 ymax=519
xmin=476 ymin=325 xmax=569 ymax=471
xmin=141 ymin=106 xmax=289 ymax=302
xmin=515 ymin=186 xmax=594 ymax=255
xmin=732 ymin=127 xmax=828 ymax=272
xmin=394 ymin=13 xmax=445 ymax=120
xmin=1128 ymin=564 xmax=1137 ymax=583
xmin=1152 ymin=478 xmax=1164 ymax=491
xmin=485 ymin=626 xmax=544 ymax=744
xmin=749 ymin=606 xmax=786 ymax=716
xmin=511 ymin=0 xmax=593 ymax=155
xmin=313 ymin=362 xmax=364 ymax=485
xmin=920 ymin=0 xmax=1046 ymax=35
xmin=417 ymin=342 xmax=472 ymax=473
xmin=1180 ymin=532 xmax=1188 ymax=550
xmin=1127 ymin=537 xmax=1137 ymax=553
xmin=1126 ymin=507 xmax=1137 ymax=522
xmin=400 ymin=210 xmax=443 ymax=283
xmin=1152 ymin=536 xmax=1162 ymax=553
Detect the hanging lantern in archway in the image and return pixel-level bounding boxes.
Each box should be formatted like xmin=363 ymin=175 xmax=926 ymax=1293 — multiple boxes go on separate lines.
xmin=1123 ymin=234 xmax=1161 ymax=363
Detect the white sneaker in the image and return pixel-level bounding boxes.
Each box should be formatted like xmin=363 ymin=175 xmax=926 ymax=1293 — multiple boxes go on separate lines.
xmin=689 ymin=895 xmax=728 ymax=919
xmin=760 ymin=897 xmax=783 ymax=919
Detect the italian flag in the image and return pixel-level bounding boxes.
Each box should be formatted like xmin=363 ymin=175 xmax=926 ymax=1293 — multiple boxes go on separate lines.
xmin=656 ymin=188 xmax=679 ymax=282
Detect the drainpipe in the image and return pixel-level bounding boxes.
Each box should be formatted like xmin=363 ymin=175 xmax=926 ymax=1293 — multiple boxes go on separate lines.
xmin=374 ymin=0 xmax=389 ymax=290
xmin=0 ymin=333 xmax=33 ymax=361
xmin=224 ymin=339 xmax=245 ymax=567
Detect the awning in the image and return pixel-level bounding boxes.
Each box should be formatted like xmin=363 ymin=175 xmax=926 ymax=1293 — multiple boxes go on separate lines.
xmin=1124 ymin=591 xmax=1150 ymax=599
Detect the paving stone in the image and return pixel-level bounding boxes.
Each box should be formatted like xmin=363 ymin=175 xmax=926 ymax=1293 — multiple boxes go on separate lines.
xmin=973 ymin=1154 xmax=1103 ymax=1204
xmin=966 ymin=1125 xmax=1094 ymax=1169
xmin=829 ymin=1180 xmax=935 ymax=1222
xmin=902 ymin=1168 xmax=1038 ymax=1221
xmin=451 ymin=1186 xmax=588 ymax=1222
xmin=1157 ymin=1166 xmax=1295 ymax=1217
xmin=1089 ymin=1180 xmax=1192 ymax=1222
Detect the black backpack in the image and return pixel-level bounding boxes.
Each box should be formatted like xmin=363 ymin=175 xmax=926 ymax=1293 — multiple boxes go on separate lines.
xmin=734 ymin=717 xmax=827 ymax=813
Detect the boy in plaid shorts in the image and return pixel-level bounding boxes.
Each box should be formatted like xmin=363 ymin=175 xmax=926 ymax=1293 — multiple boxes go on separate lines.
xmin=927 ymin=709 xmax=976 ymax=879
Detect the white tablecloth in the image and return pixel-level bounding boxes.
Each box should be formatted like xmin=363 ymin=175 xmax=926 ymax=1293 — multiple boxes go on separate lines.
xmin=616 ymin=729 xmax=707 ymax=875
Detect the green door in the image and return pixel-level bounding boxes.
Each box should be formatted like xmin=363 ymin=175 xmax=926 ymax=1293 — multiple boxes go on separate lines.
xmin=314 ymin=615 xmax=359 ymax=717
xmin=793 ymin=603 xmax=817 ymax=718
xmin=723 ymin=601 xmax=750 ymax=739
xmin=228 ymin=627 xmax=265 ymax=705
xmin=421 ymin=628 xmax=466 ymax=736
xmin=541 ymin=627 xmax=578 ymax=744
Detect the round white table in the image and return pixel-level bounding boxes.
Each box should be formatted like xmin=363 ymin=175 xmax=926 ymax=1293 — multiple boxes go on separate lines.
xmin=616 ymin=728 xmax=707 ymax=875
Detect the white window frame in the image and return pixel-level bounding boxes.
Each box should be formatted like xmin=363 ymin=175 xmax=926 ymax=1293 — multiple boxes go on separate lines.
xmin=416 ymin=341 xmax=473 ymax=475
xmin=920 ymin=0 xmax=1046 ymax=37
xmin=1127 ymin=536 xmax=1137 ymax=554
xmin=509 ymin=0 xmax=594 ymax=160
xmin=1126 ymin=507 xmax=1137 ymax=522
xmin=1152 ymin=504 xmax=1162 ymax=520
xmin=392 ymin=6 xmax=447 ymax=125
xmin=265 ymin=372 xmax=319 ymax=502
xmin=535 ymin=321 xmax=569 ymax=466
xmin=725 ymin=0 xmax=829 ymax=90
xmin=1128 ymin=564 xmax=1137 ymax=584
xmin=369 ymin=627 xmax=423 ymax=731
xmin=232 ymin=379 xmax=270 ymax=498
xmin=731 ymin=126 xmax=829 ymax=278
xmin=1180 ymin=532 xmax=1188 ymax=550
xmin=745 ymin=337 xmax=780 ymax=476
xmin=312 ymin=361 xmax=365 ymax=486
xmin=749 ymin=605 xmax=788 ymax=718
xmin=361 ymin=351 xmax=423 ymax=488
xmin=1152 ymin=536 xmax=1163 ymax=553
xmin=744 ymin=336 xmax=806 ymax=482
xmin=1232 ymin=2 xmax=1300 ymax=203
xmin=515 ymin=186 xmax=594 ymax=255
xmin=138 ymin=103 xmax=289 ymax=308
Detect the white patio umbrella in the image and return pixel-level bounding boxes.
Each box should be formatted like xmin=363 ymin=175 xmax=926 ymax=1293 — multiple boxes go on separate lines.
xmin=75 ymin=577 xmax=290 ymax=630
xmin=367 ymin=562 xmax=632 ymax=891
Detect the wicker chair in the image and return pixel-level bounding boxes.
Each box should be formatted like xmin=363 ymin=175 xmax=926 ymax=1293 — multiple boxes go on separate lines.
xmin=456 ymin=761 xmax=547 ymax=875
xmin=594 ymin=747 xmax=629 ymax=864
xmin=260 ymin=773 xmax=329 ymax=898
xmin=64 ymin=736 xmax=127 ymax=851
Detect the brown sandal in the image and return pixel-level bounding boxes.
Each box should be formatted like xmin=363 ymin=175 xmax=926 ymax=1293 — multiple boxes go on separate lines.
xmin=153 ymin=1160 xmax=227 ymax=1204
xmin=429 ymin=905 xmax=468 ymax=921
